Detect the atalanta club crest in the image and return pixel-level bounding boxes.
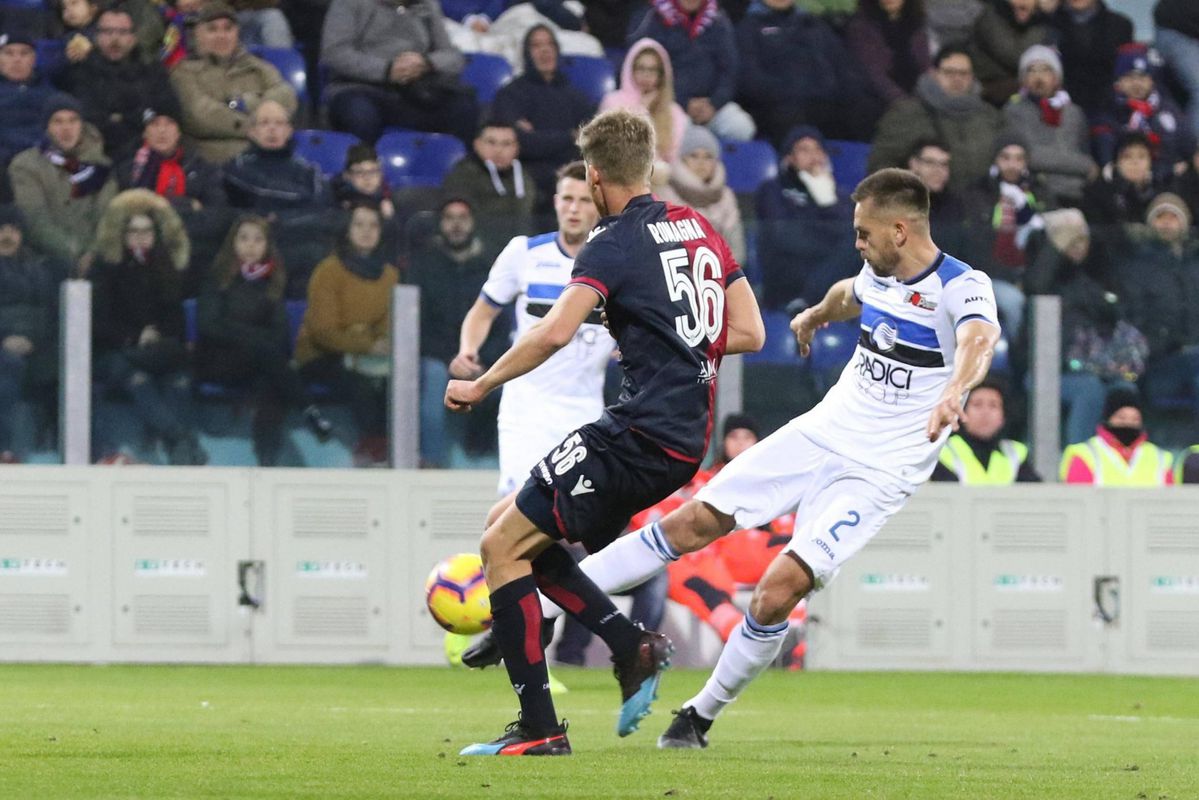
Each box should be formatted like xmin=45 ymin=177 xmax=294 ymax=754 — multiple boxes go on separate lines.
xmin=870 ymin=318 xmax=898 ymax=353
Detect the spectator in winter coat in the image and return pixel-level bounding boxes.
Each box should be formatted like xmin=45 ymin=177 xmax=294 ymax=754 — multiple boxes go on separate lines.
xmin=630 ymin=0 xmax=755 ymax=141
xmin=1048 ymin=0 xmax=1133 ymax=121
xmin=8 ymin=93 xmax=117 ymax=266
xmin=967 ymin=0 xmax=1052 ymax=107
xmin=1154 ymin=0 xmax=1199 ymax=144
xmin=441 ymin=120 xmax=536 ymax=252
xmin=1083 ymin=131 xmax=1170 ymax=243
xmin=1002 ymin=44 xmax=1095 ymax=207
xmin=89 ymin=188 xmax=207 ymax=465
xmin=599 ymin=38 xmax=688 ymax=185
xmin=491 ymin=25 xmax=594 ymax=215
xmin=1093 ymin=43 xmax=1193 ymax=176
xmin=847 ymin=0 xmax=931 ymax=110
xmin=657 ymin=125 xmax=746 ymax=265
xmin=738 ymin=0 xmax=877 ymax=145
xmin=55 ymin=7 xmax=178 ymax=165
xmin=756 ymin=125 xmax=858 ymax=311
xmin=1123 ymin=192 xmax=1199 ymax=416
xmin=0 ymin=31 xmax=55 ymax=185
xmin=870 ymin=46 xmax=1003 ymax=193
xmin=195 ymin=215 xmax=333 ymax=466
xmin=0 ymin=206 xmax=65 ymax=462
xmin=321 ymin=0 xmax=478 ymax=145
xmin=294 ymin=204 xmax=400 ymax=467
xmin=906 ymin=137 xmax=967 ymax=258
xmin=332 ymin=143 xmax=395 ymax=220
xmin=169 ymin=1 xmax=297 ymax=164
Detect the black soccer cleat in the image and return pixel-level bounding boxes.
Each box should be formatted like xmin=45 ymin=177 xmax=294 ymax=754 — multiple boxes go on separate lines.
xmin=459 ymin=719 xmax=572 ymax=756
xmin=614 ymin=629 xmax=674 ymax=736
xmin=657 ymin=707 xmax=710 ymax=750
xmin=461 ymin=617 xmax=556 ymax=669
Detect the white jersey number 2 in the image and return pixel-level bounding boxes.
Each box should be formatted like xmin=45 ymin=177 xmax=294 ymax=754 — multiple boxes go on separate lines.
xmin=660 ymin=246 xmax=725 ymax=347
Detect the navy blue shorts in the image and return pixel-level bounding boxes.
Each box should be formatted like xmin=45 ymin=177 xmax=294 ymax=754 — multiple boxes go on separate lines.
xmin=515 ymin=422 xmax=698 ymax=554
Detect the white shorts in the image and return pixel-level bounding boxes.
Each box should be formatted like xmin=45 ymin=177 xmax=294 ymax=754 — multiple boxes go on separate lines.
xmin=497 ymin=424 xmax=578 ymax=497
xmin=695 ymin=419 xmax=911 ymax=590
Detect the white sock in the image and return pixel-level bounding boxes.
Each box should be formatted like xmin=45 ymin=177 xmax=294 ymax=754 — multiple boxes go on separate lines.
xmin=538 ymin=522 xmax=680 ymax=619
xmin=687 ymin=613 xmax=789 ymax=722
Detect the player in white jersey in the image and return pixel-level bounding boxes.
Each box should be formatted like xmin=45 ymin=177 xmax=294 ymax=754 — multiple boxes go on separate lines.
xmin=450 ymin=161 xmax=615 ymax=495
xmin=489 ymin=168 xmax=1000 ymax=746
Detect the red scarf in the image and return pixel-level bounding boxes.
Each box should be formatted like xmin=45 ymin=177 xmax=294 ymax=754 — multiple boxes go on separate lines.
xmin=240 ymin=260 xmax=274 ymax=281
xmin=653 ymin=0 xmax=718 ymax=39
xmin=131 ymin=145 xmax=188 ymax=198
xmin=1125 ymin=96 xmax=1164 ymax=152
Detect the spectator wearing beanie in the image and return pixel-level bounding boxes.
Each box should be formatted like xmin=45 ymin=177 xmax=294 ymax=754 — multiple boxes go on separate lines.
xmin=756 ymin=125 xmax=858 ymax=311
xmin=869 ymin=45 xmax=1001 ymax=193
xmin=1093 ymin=43 xmax=1193 ymax=176
xmin=170 ymin=1 xmax=298 ymax=165
xmin=1048 ymin=0 xmax=1133 ymax=121
xmin=8 ymin=92 xmax=116 ymax=266
xmin=967 ymin=0 xmax=1052 ymax=107
xmin=55 ymin=5 xmax=178 ymax=165
xmin=1124 ymin=192 xmax=1199 ymax=417
xmin=1023 ymin=207 xmax=1133 ymax=446
xmin=656 ymin=125 xmax=746 ymax=265
xmin=1154 ymin=0 xmax=1199 ymax=142
xmin=1060 ymin=386 xmax=1173 ymax=484
xmin=1002 ymin=43 xmax=1094 ymax=208
xmin=0 ymin=31 xmax=55 ymax=185
xmin=117 ymin=103 xmax=225 ymax=211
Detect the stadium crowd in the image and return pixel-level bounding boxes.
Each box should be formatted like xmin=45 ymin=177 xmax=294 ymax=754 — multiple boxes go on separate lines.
xmin=0 ymin=0 xmax=1196 ymax=481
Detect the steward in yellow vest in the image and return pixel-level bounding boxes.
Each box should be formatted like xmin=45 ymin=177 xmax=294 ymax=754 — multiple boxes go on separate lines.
xmin=1174 ymin=444 xmax=1199 ymax=484
xmin=1059 ymin=387 xmax=1173 ymax=485
xmin=931 ymin=376 xmax=1042 ymax=484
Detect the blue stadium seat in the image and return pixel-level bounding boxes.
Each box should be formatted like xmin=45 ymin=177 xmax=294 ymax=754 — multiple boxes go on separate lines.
xmin=990 ymin=335 xmax=1011 ymax=374
xmin=721 ymin=139 xmax=778 ymax=194
xmin=285 ymin=299 xmax=306 ymax=354
xmin=293 ymin=129 xmax=359 ymax=178
xmin=826 ymin=139 xmax=871 ymax=192
xmin=249 ymin=46 xmax=308 ymax=105
xmin=461 ymin=53 xmax=512 ymax=106
xmin=808 ymin=319 xmax=859 ymax=389
xmin=181 ymin=298 xmax=239 ymax=399
xmin=376 ymin=130 xmax=466 ymax=188
xmin=559 ymin=55 xmax=615 ymax=105
xmin=35 ymin=39 xmax=64 ymax=77
xmin=743 ymin=309 xmax=799 ymax=366
xmin=182 ymin=298 xmax=198 ymax=344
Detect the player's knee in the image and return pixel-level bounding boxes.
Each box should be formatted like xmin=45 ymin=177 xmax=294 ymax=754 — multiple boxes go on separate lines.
xmin=662 ymin=501 xmax=733 ymax=554
xmin=478 ymin=526 xmax=511 ymax=570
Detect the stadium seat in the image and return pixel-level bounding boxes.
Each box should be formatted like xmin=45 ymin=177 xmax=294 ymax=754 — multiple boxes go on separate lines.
xmin=808 ymin=319 xmax=859 ymax=391
xmin=249 ymin=46 xmax=308 ymax=105
xmin=182 ymin=298 xmax=198 ymax=344
xmin=559 ymin=55 xmax=615 ymax=105
xmin=292 ymin=129 xmax=359 ymax=178
xmin=826 ymin=139 xmax=871 ymax=192
xmin=376 ymin=130 xmax=466 ymax=188
xmin=990 ymin=335 xmax=1011 ymax=374
xmin=34 ymin=39 xmax=64 ymax=77
xmin=461 ymin=53 xmax=512 ymax=106
xmin=744 ymin=309 xmax=799 ymax=366
xmin=285 ymin=299 xmax=306 ymax=354
xmin=721 ymin=139 xmax=778 ymax=194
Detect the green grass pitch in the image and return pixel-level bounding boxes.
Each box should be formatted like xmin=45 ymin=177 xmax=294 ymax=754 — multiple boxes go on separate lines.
xmin=0 ymin=664 xmax=1195 ymax=799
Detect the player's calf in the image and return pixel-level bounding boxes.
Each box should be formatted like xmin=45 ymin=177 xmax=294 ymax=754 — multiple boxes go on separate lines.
xmin=659 ymin=500 xmax=736 ymax=556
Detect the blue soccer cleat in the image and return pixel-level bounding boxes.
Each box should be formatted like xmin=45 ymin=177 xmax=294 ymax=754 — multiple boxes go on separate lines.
xmin=613 ymin=629 xmax=674 ymax=736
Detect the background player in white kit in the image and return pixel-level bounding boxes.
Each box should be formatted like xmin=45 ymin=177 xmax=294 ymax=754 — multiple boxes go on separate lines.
xmin=450 ymin=161 xmax=614 ymax=496
xmin=497 ymin=167 xmax=1001 ymax=747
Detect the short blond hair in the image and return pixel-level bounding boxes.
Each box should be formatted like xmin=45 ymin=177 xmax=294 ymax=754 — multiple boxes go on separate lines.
xmin=576 ymin=109 xmax=655 ymax=187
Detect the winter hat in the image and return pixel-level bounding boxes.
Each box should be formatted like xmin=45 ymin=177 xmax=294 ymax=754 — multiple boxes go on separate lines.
xmin=1018 ymin=44 xmax=1062 ymax=81
xmin=0 ymin=205 xmax=24 ymax=230
xmin=1101 ymin=386 xmax=1143 ymax=422
xmin=679 ymin=124 xmax=720 ymax=159
xmin=782 ymin=124 xmax=824 ymax=155
xmin=1041 ymin=208 xmax=1089 ymax=253
xmin=197 ymin=1 xmax=237 ymax=24
xmin=991 ymin=130 xmax=1029 ymax=160
xmin=0 ymin=30 xmax=35 ymax=49
xmin=141 ymin=95 xmax=183 ymax=127
xmin=722 ymin=413 xmax=760 ymax=440
xmin=1146 ymin=192 xmax=1191 ymax=228
xmin=1114 ymin=43 xmax=1152 ymax=80
xmin=42 ymin=92 xmax=83 ymax=126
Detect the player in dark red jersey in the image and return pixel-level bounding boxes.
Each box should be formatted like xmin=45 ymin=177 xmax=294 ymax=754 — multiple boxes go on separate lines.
xmin=446 ymin=108 xmax=765 ymax=756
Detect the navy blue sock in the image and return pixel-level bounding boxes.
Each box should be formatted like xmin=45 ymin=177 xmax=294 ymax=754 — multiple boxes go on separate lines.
xmin=532 ymin=544 xmax=642 ymax=662
xmin=489 ymin=573 xmax=558 ymax=733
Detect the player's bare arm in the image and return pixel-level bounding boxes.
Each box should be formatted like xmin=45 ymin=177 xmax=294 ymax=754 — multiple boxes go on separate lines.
xmin=723 ymin=278 xmax=766 ymax=355
xmin=445 ymin=285 xmax=599 ymax=412
xmin=925 ymin=319 xmax=1000 ymax=442
xmin=450 ymin=297 xmax=502 ymax=379
xmin=790 ymin=277 xmax=863 ymax=357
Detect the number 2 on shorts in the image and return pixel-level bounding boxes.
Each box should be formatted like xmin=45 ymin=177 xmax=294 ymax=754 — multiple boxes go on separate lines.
xmin=828 ymin=511 xmax=861 ymax=542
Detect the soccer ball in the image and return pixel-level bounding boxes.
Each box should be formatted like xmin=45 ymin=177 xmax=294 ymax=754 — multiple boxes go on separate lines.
xmin=425 ymin=553 xmax=491 ymax=635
